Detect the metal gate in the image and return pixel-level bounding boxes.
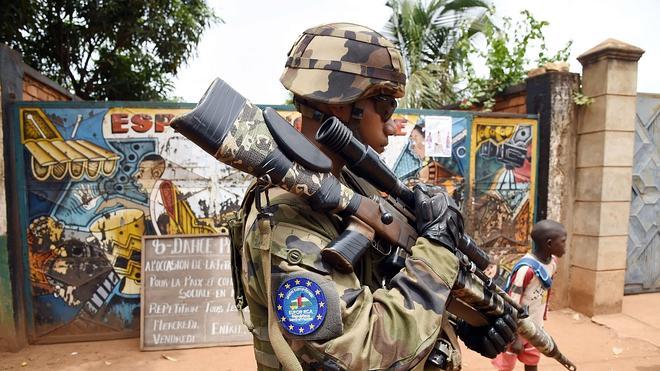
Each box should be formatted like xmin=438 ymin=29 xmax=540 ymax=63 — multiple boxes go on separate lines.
xmin=625 ymin=93 xmax=660 ymax=294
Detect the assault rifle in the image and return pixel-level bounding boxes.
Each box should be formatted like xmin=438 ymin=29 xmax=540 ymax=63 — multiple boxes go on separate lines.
xmin=315 ymin=116 xmax=576 ymax=370
xmin=170 ymin=78 xmax=576 ymax=371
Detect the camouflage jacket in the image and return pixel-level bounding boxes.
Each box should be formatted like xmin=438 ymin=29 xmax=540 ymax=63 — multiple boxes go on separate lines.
xmin=239 ymin=174 xmax=460 ymax=370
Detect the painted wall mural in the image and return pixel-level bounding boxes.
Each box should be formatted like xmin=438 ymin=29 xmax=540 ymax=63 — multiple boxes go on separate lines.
xmin=14 ymin=103 xmax=538 ymax=342
xmin=17 ymin=104 xmax=252 ymax=341
xmin=390 ymin=113 xmax=538 ymax=267
xmin=391 ymin=113 xmax=470 ymax=209
xmin=468 ymin=116 xmax=538 ymax=265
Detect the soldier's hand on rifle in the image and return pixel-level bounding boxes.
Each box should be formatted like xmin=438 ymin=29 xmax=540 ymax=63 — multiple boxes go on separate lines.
xmin=455 ymin=314 xmax=517 ymax=358
xmin=413 ymin=184 xmax=463 ymax=250
xmin=510 ymin=337 xmax=524 ymax=355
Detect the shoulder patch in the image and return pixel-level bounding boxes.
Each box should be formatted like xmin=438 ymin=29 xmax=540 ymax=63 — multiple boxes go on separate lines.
xmin=272 ymin=271 xmax=343 ymax=341
xmin=276 ymin=277 xmax=327 ymax=335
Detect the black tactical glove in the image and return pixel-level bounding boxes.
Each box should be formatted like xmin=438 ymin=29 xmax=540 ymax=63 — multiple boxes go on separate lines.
xmin=455 ymin=314 xmax=517 ymax=358
xmin=413 ymin=184 xmax=464 ymax=250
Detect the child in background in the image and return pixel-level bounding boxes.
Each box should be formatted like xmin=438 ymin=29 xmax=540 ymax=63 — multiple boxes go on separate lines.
xmin=492 ymin=220 xmax=567 ymax=371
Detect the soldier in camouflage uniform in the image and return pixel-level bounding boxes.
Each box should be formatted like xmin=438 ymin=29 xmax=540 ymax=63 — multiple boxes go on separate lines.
xmin=237 ymin=23 xmax=515 ymax=370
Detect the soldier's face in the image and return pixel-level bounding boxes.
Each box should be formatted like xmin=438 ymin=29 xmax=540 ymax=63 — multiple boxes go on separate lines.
xmin=356 ymin=98 xmax=397 ymax=154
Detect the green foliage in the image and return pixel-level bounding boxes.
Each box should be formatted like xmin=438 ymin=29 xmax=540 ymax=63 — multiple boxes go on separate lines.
xmin=285 ymin=92 xmax=294 ymax=105
xmin=0 ymin=0 xmax=219 ymax=100
xmin=459 ymin=9 xmax=573 ymax=110
xmin=385 ymin=0 xmax=491 ymax=109
xmin=572 ymin=91 xmax=594 ymax=106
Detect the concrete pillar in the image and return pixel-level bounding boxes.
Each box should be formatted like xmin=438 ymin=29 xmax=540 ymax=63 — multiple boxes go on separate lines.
xmin=571 ymin=39 xmax=644 ymax=316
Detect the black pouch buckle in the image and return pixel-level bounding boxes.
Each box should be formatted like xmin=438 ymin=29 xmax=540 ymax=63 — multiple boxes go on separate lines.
xmin=255 ymin=177 xmax=273 ymax=221
xmin=426 ymin=338 xmax=453 ymax=369
xmin=228 ymin=217 xmax=246 ymax=310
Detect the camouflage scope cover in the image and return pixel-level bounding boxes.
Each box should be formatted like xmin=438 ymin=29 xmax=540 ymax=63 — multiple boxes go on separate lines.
xmin=280 ymin=22 xmax=407 ymax=104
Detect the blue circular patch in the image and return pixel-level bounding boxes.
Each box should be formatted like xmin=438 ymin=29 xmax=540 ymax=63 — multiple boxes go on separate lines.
xmin=275 ymin=277 xmax=327 ymax=335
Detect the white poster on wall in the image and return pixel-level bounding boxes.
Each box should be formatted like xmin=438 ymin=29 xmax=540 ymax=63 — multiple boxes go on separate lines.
xmin=424 ymin=116 xmax=453 ymax=157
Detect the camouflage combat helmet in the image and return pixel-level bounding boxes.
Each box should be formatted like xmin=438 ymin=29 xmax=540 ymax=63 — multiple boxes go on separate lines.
xmin=280 ymin=23 xmax=406 ymax=105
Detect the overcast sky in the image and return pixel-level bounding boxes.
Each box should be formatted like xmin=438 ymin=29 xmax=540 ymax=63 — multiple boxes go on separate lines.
xmin=173 ymin=0 xmax=659 ymax=104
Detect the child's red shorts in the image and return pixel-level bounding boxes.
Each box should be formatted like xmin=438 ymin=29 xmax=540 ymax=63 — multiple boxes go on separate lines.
xmin=491 ymin=339 xmax=541 ymax=370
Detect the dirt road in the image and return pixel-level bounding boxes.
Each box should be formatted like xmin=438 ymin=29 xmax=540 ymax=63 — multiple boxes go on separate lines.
xmin=2 ymin=307 xmax=659 ymax=370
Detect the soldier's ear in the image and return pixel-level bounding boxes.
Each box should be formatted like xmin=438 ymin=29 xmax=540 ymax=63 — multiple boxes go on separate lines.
xmin=328 ymin=104 xmax=351 ymax=122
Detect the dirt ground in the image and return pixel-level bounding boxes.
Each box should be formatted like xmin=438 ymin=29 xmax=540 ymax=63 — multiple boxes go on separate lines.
xmin=2 ymin=302 xmax=659 ymax=371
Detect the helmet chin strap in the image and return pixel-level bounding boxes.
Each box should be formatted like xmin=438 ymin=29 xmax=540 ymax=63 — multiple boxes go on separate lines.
xmin=296 ymin=100 xmax=329 ymax=123
xmin=348 ymin=103 xmax=364 ymax=142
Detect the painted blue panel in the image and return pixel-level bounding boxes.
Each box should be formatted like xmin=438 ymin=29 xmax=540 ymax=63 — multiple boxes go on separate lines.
xmin=391 ymin=112 xmax=472 ymax=209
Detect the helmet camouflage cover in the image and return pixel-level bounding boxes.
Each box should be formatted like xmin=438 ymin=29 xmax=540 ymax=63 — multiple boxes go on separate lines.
xmin=280 ymin=23 xmax=407 ymax=105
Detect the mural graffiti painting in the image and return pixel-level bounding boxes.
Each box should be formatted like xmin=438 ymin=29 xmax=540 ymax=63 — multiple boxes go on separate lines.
xmin=469 ymin=116 xmax=538 ymax=264
xmin=392 ymin=114 xmax=538 ymax=266
xmin=18 ymin=105 xmax=251 ymax=341
xmin=391 ymin=113 xmax=470 ymax=209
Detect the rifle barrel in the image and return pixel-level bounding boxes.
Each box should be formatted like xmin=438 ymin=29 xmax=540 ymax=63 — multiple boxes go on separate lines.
xmin=453 ymin=261 xmax=577 ymax=371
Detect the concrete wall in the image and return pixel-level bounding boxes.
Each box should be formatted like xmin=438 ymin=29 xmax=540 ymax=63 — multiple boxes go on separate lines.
xmin=0 ymin=44 xmax=76 ymax=351
xmin=492 ymin=85 xmax=528 ymax=114
xmin=545 ymin=73 xmax=581 ymax=310
xmin=0 ymin=82 xmax=15 ymax=351
xmin=500 ymin=46 xmax=643 ymax=315
xmin=526 ymin=72 xmax=581 ymax=309
xmin=522 ymin=41 xmax=643 ymax=315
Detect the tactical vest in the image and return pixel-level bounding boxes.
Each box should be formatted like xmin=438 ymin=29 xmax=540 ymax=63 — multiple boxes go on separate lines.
xmin=229 ymin=175 xmax=462 ymax=370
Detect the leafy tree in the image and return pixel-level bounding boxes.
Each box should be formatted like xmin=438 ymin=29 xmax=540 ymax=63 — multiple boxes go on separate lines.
xmin=0 ymin=0 xmax=219 ymax=100
xmin=459 ymin=10 xmax=573 ymax=110
xmin=385 ymin=0 xmax=491 ymax=109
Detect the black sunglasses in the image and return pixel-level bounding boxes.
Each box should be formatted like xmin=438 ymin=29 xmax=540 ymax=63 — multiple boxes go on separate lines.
xmin=371 ymin=95 xmax=397 ymax=121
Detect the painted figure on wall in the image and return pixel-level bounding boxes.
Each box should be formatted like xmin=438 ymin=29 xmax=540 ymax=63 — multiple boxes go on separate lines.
xmin=96 ymin=153 xmax=215 ymax=235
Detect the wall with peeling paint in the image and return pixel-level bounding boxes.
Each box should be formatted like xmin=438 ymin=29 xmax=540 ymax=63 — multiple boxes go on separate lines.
xmin=12 ymin=103 xmax=255 ymax=343
xmin=526 ymin=72 xmax=581 ymax=309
